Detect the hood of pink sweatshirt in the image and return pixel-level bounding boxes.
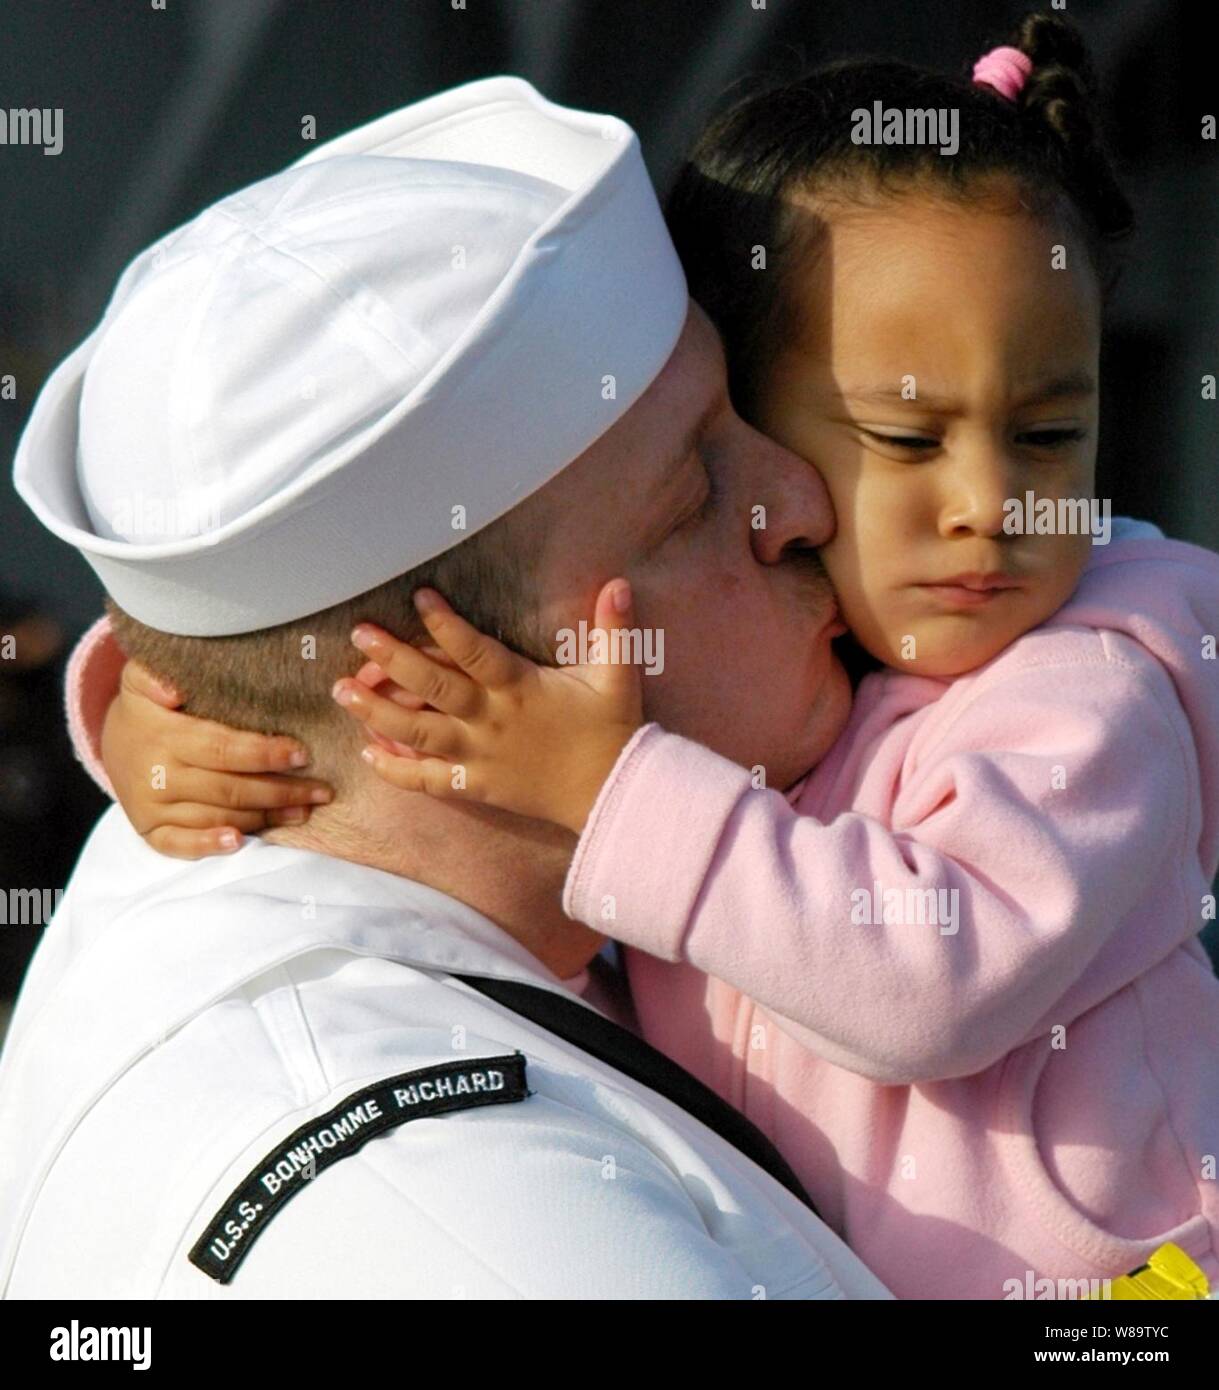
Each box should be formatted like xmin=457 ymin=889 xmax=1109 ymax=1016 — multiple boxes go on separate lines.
xmin=1047 ymin=532 xmax=1219 ymax=876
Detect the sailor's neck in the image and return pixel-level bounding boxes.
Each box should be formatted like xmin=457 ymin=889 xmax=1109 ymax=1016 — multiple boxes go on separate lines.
xmin=263 ymin=793 xmax=605 ymax=981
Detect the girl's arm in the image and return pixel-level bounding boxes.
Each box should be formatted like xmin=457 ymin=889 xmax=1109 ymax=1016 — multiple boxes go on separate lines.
xmin=560 ymin=644 xmax=1197 ymax=1084
xmin=345 ymin=603 xmax=1198 ymax=1086
xmin=62 ymin=614 xmax=333 ymax=857
xmin=65 ymin=615 xmax=128 ymax=797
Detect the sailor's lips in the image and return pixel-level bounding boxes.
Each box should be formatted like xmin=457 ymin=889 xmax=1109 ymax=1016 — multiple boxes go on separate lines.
xmin=816 ymin=602 xmax=848 ymax=639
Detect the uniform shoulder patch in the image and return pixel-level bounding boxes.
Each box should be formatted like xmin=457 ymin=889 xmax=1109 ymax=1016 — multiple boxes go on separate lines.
xmin=189 ymin=1053 xmax=529 ymax=1284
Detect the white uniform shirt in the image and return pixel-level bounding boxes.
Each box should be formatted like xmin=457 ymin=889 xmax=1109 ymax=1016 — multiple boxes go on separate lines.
xmin=0 ymin=809 xmax=891 ymax=1300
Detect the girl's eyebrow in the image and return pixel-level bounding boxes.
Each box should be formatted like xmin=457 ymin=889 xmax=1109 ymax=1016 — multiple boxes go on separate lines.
xmin=835 ymin=385 xmax=962 ymax=413
xmin=837 ymin=370 xmax=1097 ymax=412
xmin=1011 ymin=370 xmax=1098 ymax=407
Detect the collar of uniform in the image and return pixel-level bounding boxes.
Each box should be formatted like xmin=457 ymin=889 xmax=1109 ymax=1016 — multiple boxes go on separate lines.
xmin=78 ymin=804 xmax=570 ymax=986
xmin=0 ymin=805 xmax=585 ymax=1282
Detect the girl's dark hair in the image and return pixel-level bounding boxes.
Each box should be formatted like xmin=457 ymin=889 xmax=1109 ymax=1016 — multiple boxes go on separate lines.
xmin=667 ymin=11 xmax=1134 ymax=414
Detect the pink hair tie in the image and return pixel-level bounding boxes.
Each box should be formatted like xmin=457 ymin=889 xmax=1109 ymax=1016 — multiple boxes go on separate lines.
xmin=972 ymin=45 xmax=1033 ymax=102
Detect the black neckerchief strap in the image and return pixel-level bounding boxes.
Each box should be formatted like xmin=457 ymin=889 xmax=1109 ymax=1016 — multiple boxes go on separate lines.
xmin=452 ymin=971 xmax=820 ymax=1217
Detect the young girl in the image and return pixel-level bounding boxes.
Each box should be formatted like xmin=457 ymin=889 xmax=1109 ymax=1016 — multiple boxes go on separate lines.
xmin=66 ymin=15 xmax=1219 ymax=1298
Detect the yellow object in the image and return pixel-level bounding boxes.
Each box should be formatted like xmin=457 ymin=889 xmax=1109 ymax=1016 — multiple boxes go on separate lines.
xmin=1088 ymin=1243 xmax=1211 ymax=1300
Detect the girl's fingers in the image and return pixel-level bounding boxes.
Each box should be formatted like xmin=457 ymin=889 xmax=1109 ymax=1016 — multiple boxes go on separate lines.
xmin=170 ymin=768 xmax=333 ymax=813
xmin=135 ymin=802 xmax=317 ymax=857
xmin=354 ymin=661 xmax=428 ymax=712
xmin=162 ymin=717 xmax=314 ymax=775
xmin=354 ymin=645 xmax=461 ymax=687
xmin=353 ymin=660 xmax=386 ymax=688
xmin=359 ymin=744 xmax=466 ymax=799
xmin=384 ymin=686 xmax=428 ymax=711
xmin=351 ymin=625 xmax=481 ymax=717
xmin=586 ymin=578 xmax=644 ymax=694
xmin=590 ymin=577 xmax=634 ymax=656
xmin=144 ymin=823 xmax=247 ymax=860
xmin=133 ymin=803 xmax=279 ymax=836
xmin=367 ymin=727 xmax=425 ymax=758
xmin=332 ymin=679 xmax=463 ymax=757
xmin=411 ymin=589 xmax=523 ymax=690
xmin=121 ymin=659 xmax=186 ymax=710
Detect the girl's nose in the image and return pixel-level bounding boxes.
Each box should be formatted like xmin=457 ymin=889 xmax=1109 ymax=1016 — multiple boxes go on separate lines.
xmin=937 ymin=447 xmax=1018 ymax=539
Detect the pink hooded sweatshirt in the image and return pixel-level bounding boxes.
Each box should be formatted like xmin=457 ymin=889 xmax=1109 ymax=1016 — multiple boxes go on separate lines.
xmin=65 ymin=526 xmax=1219 ymax=1299
xmin=563 ymin=527 xmax=1219 ymax=1299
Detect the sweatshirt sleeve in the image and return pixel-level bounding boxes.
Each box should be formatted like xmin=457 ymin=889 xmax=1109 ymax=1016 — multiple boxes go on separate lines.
xmin=64 ymin=614 xmax=124 ymax=800
xmin=563 ymin=631 xmax=1198 ymax=1083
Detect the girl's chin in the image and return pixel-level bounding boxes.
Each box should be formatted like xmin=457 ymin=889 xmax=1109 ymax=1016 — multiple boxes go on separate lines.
xmin=887 ymin=632 xmax=1011 ymax=679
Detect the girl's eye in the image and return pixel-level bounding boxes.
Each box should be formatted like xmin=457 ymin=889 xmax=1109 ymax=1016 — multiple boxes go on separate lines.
xmin=1015 ymin=428 xmax=1087 ymax=448
xmin=862 ymin=429 xmax=938 ymax=452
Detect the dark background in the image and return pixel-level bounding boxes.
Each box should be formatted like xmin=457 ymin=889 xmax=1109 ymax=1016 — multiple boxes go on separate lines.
xmin=1 ymin=0 xmax=1216 ymax=1010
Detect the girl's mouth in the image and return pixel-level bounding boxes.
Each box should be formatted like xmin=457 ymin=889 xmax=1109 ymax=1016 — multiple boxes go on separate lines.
xmin=916 ymin=582 xmax=1018 ymax=610
xmin=915 ymin=571 xmax=1022 ymax=609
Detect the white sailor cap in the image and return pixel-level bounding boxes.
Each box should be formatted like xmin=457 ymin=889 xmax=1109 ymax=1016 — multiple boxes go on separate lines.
xmin=14 ymin=77 xmax=687 ymax=635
